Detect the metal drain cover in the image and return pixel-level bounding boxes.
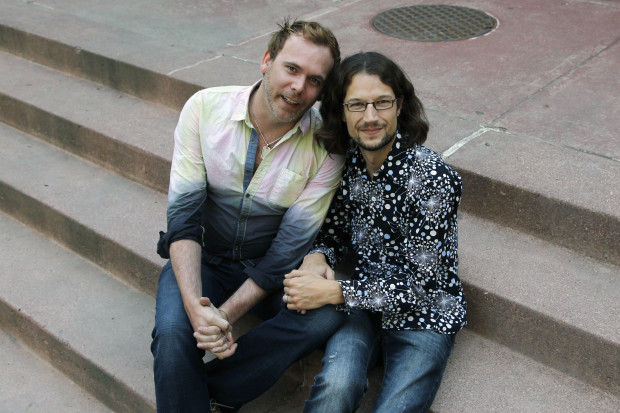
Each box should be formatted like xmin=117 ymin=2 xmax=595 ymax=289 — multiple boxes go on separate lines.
xmin=371 ymin=5 xmax=497 ymax=42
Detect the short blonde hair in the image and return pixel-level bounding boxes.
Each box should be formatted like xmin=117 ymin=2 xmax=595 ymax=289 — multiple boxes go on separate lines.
xmin=267 ymin=17 xmax=340 ymax=65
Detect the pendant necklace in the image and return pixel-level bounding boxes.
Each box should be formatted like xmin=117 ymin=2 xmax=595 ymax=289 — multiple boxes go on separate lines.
xmin=251 ymin=104 xmax=285 ymax=159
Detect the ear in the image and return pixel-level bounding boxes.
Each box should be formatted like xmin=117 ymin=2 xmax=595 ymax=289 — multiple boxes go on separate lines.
xmin=260 ymin=50 xmax=273 ymax=75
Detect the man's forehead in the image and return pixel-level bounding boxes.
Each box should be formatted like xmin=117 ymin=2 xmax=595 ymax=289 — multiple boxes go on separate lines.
xmin=346 ymin=73 xmax=394 ymax=97
xmin=276 ymin=35 xmax=333 ymax=74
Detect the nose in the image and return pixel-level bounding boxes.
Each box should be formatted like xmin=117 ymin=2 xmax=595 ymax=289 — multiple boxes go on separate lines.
xmin=363 ymin=104 xmax=380 ymax=121
xmin=290 ymin=76 xmax=305 ymax=94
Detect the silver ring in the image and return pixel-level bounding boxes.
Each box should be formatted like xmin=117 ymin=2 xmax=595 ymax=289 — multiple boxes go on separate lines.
xmin=285 ymin=294 xmax=289 ymax=303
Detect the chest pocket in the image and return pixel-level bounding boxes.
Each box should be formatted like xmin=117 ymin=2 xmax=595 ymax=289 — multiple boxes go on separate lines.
xmin=268 ymin=168 xmax=308 ymax=209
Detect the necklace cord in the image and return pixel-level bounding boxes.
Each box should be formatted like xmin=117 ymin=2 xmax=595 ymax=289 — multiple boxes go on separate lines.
xmin=250 ymin=102 xmax=284 ymax=149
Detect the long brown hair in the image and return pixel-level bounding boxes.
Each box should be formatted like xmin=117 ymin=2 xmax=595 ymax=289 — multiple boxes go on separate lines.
xmin=317 ymin=52 xmax=428 ymax=154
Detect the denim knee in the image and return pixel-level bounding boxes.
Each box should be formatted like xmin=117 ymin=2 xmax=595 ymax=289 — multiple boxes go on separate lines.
xmin=374 ymin=330 xmax=455 ymax=413
xmin=303 ymin=310 xmax=377 ymax=413
xmin=315 ymin=348 xmax=368 ymax=394
xmin=151 ymin=267 xmax=204 ymax=374
xmin=151 ymin=263 xmax=213 ymax=412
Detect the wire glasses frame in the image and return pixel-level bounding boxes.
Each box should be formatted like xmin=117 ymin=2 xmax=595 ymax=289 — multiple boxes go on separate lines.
xmin=343 ymin=98 xmax=399 ymax=112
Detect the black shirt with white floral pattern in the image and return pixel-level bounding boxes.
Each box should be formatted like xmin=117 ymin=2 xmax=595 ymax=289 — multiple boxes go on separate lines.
xmin=311 ymin=134 xmax=467 ymax=334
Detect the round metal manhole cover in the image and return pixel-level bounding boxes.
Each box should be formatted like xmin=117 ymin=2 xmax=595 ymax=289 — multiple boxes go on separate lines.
xmin=371 ymin=5 xmax=497 ymax=42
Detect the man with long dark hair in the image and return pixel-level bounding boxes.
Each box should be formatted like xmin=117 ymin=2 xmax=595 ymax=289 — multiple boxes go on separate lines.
xmin=284 ymin=52 xmax=467 ymax=412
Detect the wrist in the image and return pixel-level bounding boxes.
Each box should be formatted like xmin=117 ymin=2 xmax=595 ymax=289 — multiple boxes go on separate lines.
xmin=220 ymin=303 xmax=237 ymax=324
xmin=304 ymin=252 xmax=326 ymax=263
xmin=328 ymin=280 xmax=344 ymax=305
xmin=219 ymin=308 xmax=229 ymax=322
xmin=185 ymin=297 xmax=203 ymax=314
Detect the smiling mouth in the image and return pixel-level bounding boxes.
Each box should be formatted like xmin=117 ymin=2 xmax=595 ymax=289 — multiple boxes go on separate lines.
xmin=359 ymin=124 xmax=385 ymax=135
xmin=282 ymin=95 xmax=300 ymax=105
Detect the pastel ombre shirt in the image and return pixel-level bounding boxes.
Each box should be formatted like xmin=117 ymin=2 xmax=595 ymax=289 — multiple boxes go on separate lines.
xmin=157 ymin=82 xmax=344 ymax=291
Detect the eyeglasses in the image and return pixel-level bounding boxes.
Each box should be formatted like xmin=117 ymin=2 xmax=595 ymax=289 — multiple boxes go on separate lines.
xmin=343 ymin=98 xmax=399 ymax=112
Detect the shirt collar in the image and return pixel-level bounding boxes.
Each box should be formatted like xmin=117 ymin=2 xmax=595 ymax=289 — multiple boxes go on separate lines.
xmin=350 ymin=131 xmax=408 ymax=175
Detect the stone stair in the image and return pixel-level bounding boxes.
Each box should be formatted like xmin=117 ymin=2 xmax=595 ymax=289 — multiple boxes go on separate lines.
xmin=1 ymin=1 xmax=619 ymax=412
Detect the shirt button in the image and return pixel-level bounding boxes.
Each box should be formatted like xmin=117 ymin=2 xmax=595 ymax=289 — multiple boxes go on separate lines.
xmin=245 ymin=193 xmax=250 ymax=198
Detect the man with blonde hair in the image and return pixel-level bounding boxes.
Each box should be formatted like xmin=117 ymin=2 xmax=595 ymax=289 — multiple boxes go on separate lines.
xmin=151 ymin=18 xmax=344 ymax=412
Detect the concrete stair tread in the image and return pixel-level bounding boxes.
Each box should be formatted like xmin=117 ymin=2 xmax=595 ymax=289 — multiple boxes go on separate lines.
xmin=2 ymin=17 xmax=619 ymax=268
xmin=460 ymin=212 xmax=620 ymax=344
xmin=458 ymin=213 xmax=620 ymax=394
xmin=0 ymin=122 xmax=166 ymax=275
xmin=0 ymin=209 xmax=315 ymax=413
xmin=0 ymin=49 xmax=176 ymax=162
xmin=0 ymin=1 xmax=260 ymax=108
xmin=447 ymin=126 xmax=620 ymax=266
xmin=2 ymin=3 xmax=618 ymax=238
xmin=0 ymin=212 xmax=156 ymax=410
xmin=447 ymin=128 xmax=619 ymax=220
xmin=2 ymin=121 xmax=618 ymax=393
xmin=430 ymin=329 xmax=620 ymax=413
xmin=250 ymin=328 xmax=620 ymax=413
xmin=2 ymin=211 xmax=618 ymax=413
xmin=0 ymin=328 xmax=113 ymax=413
xmin=0 ymin=0 xmax=220 ymax=85
xmin=2 ymin=117 xmax=617 ymax=344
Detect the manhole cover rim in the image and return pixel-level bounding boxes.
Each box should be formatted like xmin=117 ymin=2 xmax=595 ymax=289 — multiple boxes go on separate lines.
xmin=371 ymin=5 xmax=498 ymax=42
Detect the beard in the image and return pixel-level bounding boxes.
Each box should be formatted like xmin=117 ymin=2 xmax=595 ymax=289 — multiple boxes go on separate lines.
xmin=352 ymin=126 xmax=398 ymax=152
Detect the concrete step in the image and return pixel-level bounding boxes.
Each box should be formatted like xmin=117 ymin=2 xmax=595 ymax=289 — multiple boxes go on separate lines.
xmin=1 ymin=122 xmax=618 ymax=398
xmin=0 ymin=210 xmax=315 ymax=413
xmin=0 ymin=121 xmax=166 ymax=295
xmin=457 ymin=213 xmax=620 ymax=395
xmin=447 ymin=127 xmax=620 ymax=267
xmin=0 ymin=0 xmax=257 ymax=111
xmin=0 ymin=328 xmax=113 ymax=413
xmin=1 ymin=1 xmax=618 ymax=409
xmin=1 ymin=1 xmax=618 ymax=268
xmin=243 ymin=328 xmax=620 ymax=413
xmin=0 ymin=50 xmax=175 ymax=193
xmin=1 ymin=212 xmax=618 ymax=413
xmin=0 ymin=212 xmax=156 ymax=412
xmin=429 ymin=329 xmax=620 ymax=413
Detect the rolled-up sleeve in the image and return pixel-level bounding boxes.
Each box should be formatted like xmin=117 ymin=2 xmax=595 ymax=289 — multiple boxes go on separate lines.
xmin=157 ymin=92 xmax=207 ymax=259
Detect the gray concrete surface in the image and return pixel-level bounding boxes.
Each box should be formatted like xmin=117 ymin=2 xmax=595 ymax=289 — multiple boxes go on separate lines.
xmin=0 ymin=328 xmax=113 ymax=413
xmin=1 ymin=0 xmax=619 ymax=411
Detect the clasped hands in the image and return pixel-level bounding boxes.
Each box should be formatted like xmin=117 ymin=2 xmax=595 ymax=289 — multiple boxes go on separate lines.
xmin=283 ymin=253 xmax=338 ymax=314
xmin=191 ymin=297 xmax=237 ymax=359
xmin=191 ymin=254 xmax=336 ymax=357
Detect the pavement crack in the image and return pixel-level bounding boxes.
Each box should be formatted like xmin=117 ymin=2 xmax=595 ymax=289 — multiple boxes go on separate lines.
xmin=167 ymin=55 xmax=222 ymax=76
xmin=442 ymin=125 xmax=507 ymax=158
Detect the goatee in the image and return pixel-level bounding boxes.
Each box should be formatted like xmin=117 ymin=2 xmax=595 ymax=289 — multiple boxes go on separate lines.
xmin=354 ymin=129 xmax=398 ymax=152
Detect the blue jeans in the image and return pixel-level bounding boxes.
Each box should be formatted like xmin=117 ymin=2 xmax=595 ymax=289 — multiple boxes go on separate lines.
xmin=151 ymin=256 xmax=346 ymax=412
xmin=304 ymin=310 xmax=455 ymax=413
